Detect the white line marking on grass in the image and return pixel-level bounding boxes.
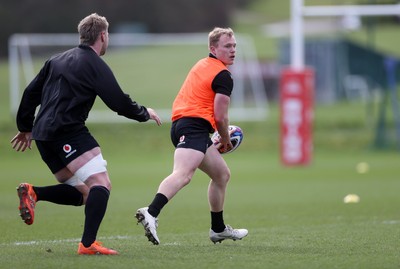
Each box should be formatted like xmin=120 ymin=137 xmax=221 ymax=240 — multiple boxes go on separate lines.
xmin=2 ymin=235 xmax=135 ymax=247
xmin=382 ymin=220 xmax=400 ymax=225
xmin=163 ymin=242 xmax=181 ymax=246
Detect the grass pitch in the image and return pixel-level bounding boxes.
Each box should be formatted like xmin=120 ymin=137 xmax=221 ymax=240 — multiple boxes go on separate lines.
xmin=1 ymin=120 xmax=400 ymax=269
xmin=1 ymin=35 xmax=399 ymax=268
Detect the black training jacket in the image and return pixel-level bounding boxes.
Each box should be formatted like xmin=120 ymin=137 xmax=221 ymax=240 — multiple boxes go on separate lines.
xmin=16 ymin=45 xmax=150 ymax=141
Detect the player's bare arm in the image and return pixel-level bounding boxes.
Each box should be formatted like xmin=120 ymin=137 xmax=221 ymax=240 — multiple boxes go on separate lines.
xmin=214 ymin=93 xmax=232 ymax=152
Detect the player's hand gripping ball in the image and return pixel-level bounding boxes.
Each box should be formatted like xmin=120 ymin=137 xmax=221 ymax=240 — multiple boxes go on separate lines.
xmin=211 ymin=125 xmax=243 ymax=154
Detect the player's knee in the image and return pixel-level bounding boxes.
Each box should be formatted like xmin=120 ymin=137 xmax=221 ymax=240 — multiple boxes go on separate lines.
xmin=182 ymin=174 xmax=193 ymax=186
xmin=213 ymin=167 xmax=230 ymax=185
xmin=222 ymin=167 xmax=231 ymax=184
xmin=58 ymin=178 xmax=86 ymax=206
xmin=173 ymin=170 xmax=193 ymax=187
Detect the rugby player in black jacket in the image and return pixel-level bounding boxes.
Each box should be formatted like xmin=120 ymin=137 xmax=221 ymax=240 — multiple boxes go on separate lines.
xmin=10 ymin=13 xmax=162 ymax=255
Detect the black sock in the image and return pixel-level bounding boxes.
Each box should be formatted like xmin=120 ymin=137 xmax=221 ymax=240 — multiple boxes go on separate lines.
xmin=211 ymin=211 xmax=225 ymax=233
xmin=81 ymin=186 xmax=110 ymax=247
xmin=33 ymin=184 xmax=83 ymax=206
xmin=148 ymin=193 xmax=168 ymax=218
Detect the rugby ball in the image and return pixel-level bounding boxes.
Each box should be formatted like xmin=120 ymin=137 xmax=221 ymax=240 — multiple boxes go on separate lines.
xmin=211 ymin=125 xmax=243 ymax=154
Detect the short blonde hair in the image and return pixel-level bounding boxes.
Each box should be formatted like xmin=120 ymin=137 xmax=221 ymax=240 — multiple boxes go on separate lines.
xmin=208 ymin=27 xmax=234 ymax=49
xmin=78 ymin=13 xmax=109 ymax=46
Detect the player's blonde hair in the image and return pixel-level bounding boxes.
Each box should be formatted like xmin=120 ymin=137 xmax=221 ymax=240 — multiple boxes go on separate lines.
xmin=78 ymin=13 xmax=109 ymax=46
xmin=208 ymin=27 xmax=234 ymax=49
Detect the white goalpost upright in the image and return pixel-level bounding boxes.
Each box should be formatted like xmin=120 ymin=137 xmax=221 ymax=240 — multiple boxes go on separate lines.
xmin=281 ymin=0 xmax=400 ymax=166
xmin=8 ymin=33 xmax=268 ymax=123
xmin=291 ymin=0 xmax=400 ymax=70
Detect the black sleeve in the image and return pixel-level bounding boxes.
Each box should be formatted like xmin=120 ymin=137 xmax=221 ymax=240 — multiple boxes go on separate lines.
xmin=92 ymin=59 xmax=150 ymax=122
xmin=211 ymin=70 xmax=233 ymax=97
xmin=16 ymin=61 xmax=48 ymax=132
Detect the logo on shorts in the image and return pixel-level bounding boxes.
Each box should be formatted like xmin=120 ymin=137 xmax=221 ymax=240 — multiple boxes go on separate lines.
xmin=63 ymin=144 xmax=72 ymax=153
xmin=177 ymin=135 xmax=186 ymax=146
xmin=63 ymin=144 xmax=77 ymax=158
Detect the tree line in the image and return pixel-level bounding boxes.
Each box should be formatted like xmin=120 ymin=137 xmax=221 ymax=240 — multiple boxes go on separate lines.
xmin=0 ymin=0 xmax=253 ymax=57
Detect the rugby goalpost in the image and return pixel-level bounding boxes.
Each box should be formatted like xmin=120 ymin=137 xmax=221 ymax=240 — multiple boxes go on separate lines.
xmin=282 ymin=0 xmax=400 ymax=165
xmin=8 ymin=33 xmax=268 ymax=123
xmin=291 ymin=0 xmax=400 ymax=70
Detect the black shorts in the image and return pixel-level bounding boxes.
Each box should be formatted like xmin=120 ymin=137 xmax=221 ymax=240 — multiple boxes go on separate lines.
xmin=35 ymin=131 xmax=99 ymax=174
xmin=170 ymin=117 xmax=213 ymax=154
